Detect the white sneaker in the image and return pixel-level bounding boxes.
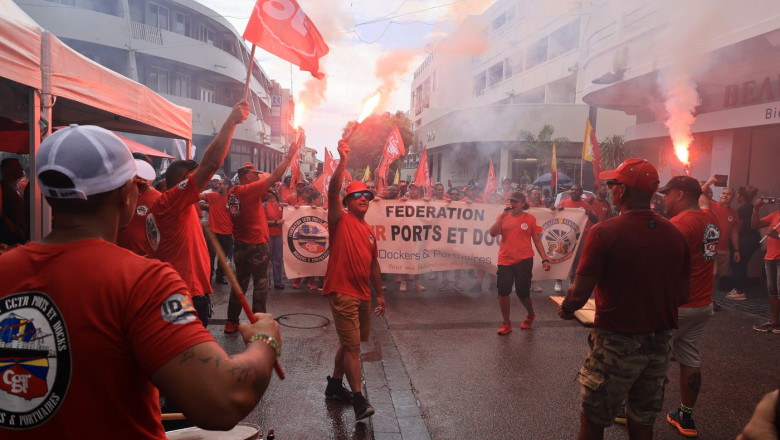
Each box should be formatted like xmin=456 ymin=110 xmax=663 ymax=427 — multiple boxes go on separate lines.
xmin=531 ymin=282 xmax=543 ymax=292
xmin=725 ymin=291 xmax=746 ymax=301
xmin=554 ymin=281 xmax=563 ymax=292
xmin=399 ymin=280 xmax=408 ymax=292
xmin=414 ymin=282 xmax=426 ymax=291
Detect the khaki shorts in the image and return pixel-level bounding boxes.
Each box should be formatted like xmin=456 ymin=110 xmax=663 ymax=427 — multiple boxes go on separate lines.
xmin=578 ymin=328 xmax=673 ymax=427
xmin=328 ymin=293 xmax=371 ymax=347
xmin=672 ymin=304 xmax=713 ymax=368
xmin=715 ymin=250 xmax=731 ymax=276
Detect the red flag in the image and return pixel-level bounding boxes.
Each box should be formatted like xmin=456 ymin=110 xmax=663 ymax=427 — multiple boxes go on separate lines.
xmin=412 ymin=147 xmax=432 ymax=196
xmin=313 ymin=148 xmax=351 ymax=201
xmin=376 ymin=124 xmax=406 ymax=195
xmin=483 ymin=158 xmax=497 ymax=201
xmin=243 ymin=0 xmax=329 ymax=79
xmin=288 ymin=146 xmax=301 ymax=188
xmin=583 ymin=118 xmax=603 ymax=186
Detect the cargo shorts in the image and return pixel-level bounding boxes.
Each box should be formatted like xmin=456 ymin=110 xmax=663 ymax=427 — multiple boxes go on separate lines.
xmin=578 ymin=328 xmax=673 ymax=427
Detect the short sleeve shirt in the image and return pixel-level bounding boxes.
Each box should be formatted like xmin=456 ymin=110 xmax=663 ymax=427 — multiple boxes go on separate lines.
xmin=117 ymin=187 xmax=161 ymax=256
xmin=203 ymin=192 xmax=232 ymax=235
xmin=591 ymin=198 xmax=611 ymax=223
xmin=670 ymin=209 xmax=720 ymax=307
xmin=228 ymin=178 xmax=271 ymax=244
xmin=762 ymin=210 xmax=780 ymax=260
xmin=496 ymin=211 xmax=542 ymax=265
xmin=709 ymin=200 xmax=737 ymax=251
xmin=0 ymin=240 xmax=213 ymax=439
xmin=559 ymin=198 xmax=595 ymax=230
xmin=147 ymin=174 xmax=211 ymax=297
xmin=323 ymin=210 xmax=378 ymax=301
xmin=576 ymin=211 xmax=690 ymax=333
xmin=265 ymin=198 xmax=283 ymax=236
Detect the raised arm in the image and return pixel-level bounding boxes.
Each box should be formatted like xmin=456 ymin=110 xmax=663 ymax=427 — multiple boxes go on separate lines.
xmin=266 ymin=135 xmax=301 ymax=186
xmin=194 ymin=101 xmax=249 ymax=191
xmin=328 ymin=140 xmax=349 ymax=224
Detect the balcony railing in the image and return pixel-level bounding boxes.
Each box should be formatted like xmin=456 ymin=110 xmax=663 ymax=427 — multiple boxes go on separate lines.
xmin=130 ymin=21 xmax=163 ymax=45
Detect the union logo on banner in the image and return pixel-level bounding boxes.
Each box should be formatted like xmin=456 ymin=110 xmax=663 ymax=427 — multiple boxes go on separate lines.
xmin=286 ymin=216 xmax=330 ymax=263
xmin=541 ymin=217 xmax=582 ymax=264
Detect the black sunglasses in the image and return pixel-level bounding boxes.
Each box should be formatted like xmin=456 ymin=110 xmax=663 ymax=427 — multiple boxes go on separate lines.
xmin=606 ymin=180 xmax=624 ymax=189
xmin=350 ymin=192 xmax=373 ymax=200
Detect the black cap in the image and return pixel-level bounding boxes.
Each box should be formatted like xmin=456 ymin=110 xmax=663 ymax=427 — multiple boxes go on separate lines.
xmin=658 ymin=176 xmax=702 ymax=197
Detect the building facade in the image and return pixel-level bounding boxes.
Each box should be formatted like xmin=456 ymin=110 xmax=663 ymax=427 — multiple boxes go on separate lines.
xmin=410 ymin=0 xmax=634 ymax=190
xmin=15 ymin=0 xmax=293 ymax=174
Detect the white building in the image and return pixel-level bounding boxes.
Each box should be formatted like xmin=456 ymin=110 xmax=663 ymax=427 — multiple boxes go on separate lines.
xmin=410 ymin=0 xmax=633 ymax=190
xmin=15 ymin=0 xmax=293 ymax=174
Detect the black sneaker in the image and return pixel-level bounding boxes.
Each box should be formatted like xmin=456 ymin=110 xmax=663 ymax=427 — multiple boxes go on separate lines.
xmin=325 ymin=376 xmax=352 ymax=402
xmin=352 ymin=393 xmax=375 ymax=420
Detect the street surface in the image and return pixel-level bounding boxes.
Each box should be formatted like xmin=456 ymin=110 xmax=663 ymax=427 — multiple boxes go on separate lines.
xmin=203 ymin=275 xmax=779 ymax=440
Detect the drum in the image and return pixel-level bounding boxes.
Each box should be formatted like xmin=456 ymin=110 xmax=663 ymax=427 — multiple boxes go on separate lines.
xmin=166 ymin=423 xmax=261 ymax=440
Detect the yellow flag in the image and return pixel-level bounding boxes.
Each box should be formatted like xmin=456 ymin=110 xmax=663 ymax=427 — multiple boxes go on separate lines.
xmin=393 ymin=168 xmax=400 ymax=185
xmin=363 ymin=165 xmax=371 ymax=181
xmin=582 ymin=118 xmax=594 ymax=162
xmin=551 ymin=143 xmax=558 ymax=188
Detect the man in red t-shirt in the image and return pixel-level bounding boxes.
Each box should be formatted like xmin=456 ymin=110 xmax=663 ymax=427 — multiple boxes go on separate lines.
xmin=117 ymin=154 xmax=160 ymax=256
xmin=700 ymin=176 xmax=741 ymax=299
xmin=0 ymin=124 xmax=280 ymax=439
xmin=224 ymin=141 xmax=300 ymax=334
xmin=559 ymin=158 xmax=689 ymax=439
xmin=201 ymin=177 xmax=233 ymax=284
xmin=265 ymin=186 xmax=285 ymax=289
xmin=590 ymin=184 xmax=612 ymax=223
xmin=555 ymin=184 xmax=600 ymax=292
xmin=147 ymin=101 xmax=249 ymax=327
xmin=322 ymin=139 xmax=386 ymax=421
xmin=285 ymin=179 xmax=307 ymax=206
xmin=751 ymin=199 xmax=780 ymax=332
xmin=489 ymin=190 xmax=550 ymax=335
xmin=660 ymin=175 xmax=720 ymax=437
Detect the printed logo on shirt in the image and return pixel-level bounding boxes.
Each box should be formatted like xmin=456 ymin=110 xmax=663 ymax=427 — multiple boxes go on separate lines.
xmin=702 ymin=223 xmax=720 ymax=261
xmin=727 ymin=215 xmax=734 ymax=223
xmin=160 ymin=294 xmax=198 ymax=325
xmin=541 ymin=217 xmax=582 ymax=264
xmin=146 ymin=213 xmax=160 ymax=251
xmin=287 ymin=216 xmax=330 ymax=263
xmin=0 ymin=291 xmax=71 ymax=429
xmin=521 ymin=223 xmax=529 ymax=230
xmin=177 ymin=179 xmax=188 ymax=190
xmin=228 ymin=194 xmax=241 ymax=216
xmin=136 ymin=204 xmax=149 ymax=216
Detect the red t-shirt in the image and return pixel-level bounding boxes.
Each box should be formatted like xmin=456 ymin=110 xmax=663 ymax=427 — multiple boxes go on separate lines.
xmin=670 ymin=209 xmax=720 ymax=307
xmin=495 ymin=211 xmax=542 ymax=265
xmin=762 ymin=210 xmax=780 ymax=260
xmin=0 ymin=239 xmax=213 ymax=439
xmin=285 ymin=192 xmax=305 ymax=206
xmin=559 ymin=198 xmax=595 ymax=230
xmin=323 ymin=211 xmax=378 ymax=301
xmin=709 ymin=200 xmax=737 ymax=251
xmin=117 ymin=187 xmax=161 ymax=256
xmin=147 ymin=175 xmax=211 ymax=297
xmin=203 ymin=192 xmax=232 ymax=235
xmin=228 ymin=178 xmax=270 ymax=244
xmin=591 ymin=198 xmax=611 ymax=223
xmin=280 ymin=186 xmax=294 ymax=203
xmin=265 ymin=198 xmax=283 ymax=236
xmin=577 ymin=211 xmax=690 ymax=333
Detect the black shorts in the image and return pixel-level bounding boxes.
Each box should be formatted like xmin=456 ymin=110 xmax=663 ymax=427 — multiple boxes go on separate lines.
xmin=496 ymin=258 xmax=533 ymax=299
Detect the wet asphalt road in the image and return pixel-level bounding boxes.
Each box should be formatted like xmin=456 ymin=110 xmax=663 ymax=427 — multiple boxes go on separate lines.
xmin=201 ymin=275 xmax=779 ymax=440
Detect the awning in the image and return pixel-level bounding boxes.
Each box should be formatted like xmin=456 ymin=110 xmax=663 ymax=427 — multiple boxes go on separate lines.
xmin=117 ymin=135 xmax=174 ymax=159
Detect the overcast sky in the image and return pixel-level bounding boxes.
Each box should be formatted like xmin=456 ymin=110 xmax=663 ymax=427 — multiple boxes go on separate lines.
xmin=195 ymin=0 xmax=491 ymax=159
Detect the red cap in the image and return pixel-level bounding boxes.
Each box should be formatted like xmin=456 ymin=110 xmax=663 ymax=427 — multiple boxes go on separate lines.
xmin=599 ymin=158 xmax=659 ymax=194
xmin=342 ymin=180 xmax=374 ymax=206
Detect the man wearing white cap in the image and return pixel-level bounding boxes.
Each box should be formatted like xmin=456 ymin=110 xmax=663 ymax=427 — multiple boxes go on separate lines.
xmin=117 ymin=152 xmax=159 ymax=256
xmin=146 ymin=101 xmax=249 ymax=326
xmin=0 ymin=124 xmax=281 ymax=439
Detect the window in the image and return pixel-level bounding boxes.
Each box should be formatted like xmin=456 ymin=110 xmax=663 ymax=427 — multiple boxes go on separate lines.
xmin=525 ymin=37 xmax=548 ymax=69
xmin=504 ymin=58 xmax=514 ymax=78
xmin=548 ymin=20 xmax=580 ymax=59
xmin=473 ymin=71 xmax=487 ymax=96
xmin=199 ymin=25 xmax=215 ymax=45
xmin=174 ymin=12 xmax=191 ymax=36
xmin=147 ymin=68 xmax=169 ymax=94
xmin=172 ymin=73 xmax=190 ymax=98
xmin=488 ymin=62 xmax=504 ymax=87
xmin=199 ymin=82 xmax=215 ymax=103
xmin=148 ymin=3 xmax=169 ymax=30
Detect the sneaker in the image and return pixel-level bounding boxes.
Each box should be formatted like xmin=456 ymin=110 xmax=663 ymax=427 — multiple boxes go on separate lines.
xmin=414 ymin=281 xmax=426 ymax=291
xmin=667 ymin=408 xmax=697 ymax=437
xmin=399 ymin=280 xmax=408 ymax=292
xmin=497 ymin=322 xmax=512 ymax=335
xmin=725 ymin=291 xmax=746 ymax=301
xmin=520 ymin=313 xmax=536 ymax=329
xmin=223 ymin=321 xmax=239 ymax=334
xmin=554 ymin=281 xmax=563 ymax=292
xmin=292 ymin=278 xmax=302 ymax=289
xmin=324 ymin=376 xmax=352 ymax=402
xmin=308 ymin=280 xmax=318 ymax=291
xmin=753 ymin=322 xmax=780 ymax=333
xmin=531 ymin=282 xmax=543 ymax=292
xmin=614 ymin=401 xmax=627 ymax=425
xmin=352 ymin=393 xmax=375 ymax=420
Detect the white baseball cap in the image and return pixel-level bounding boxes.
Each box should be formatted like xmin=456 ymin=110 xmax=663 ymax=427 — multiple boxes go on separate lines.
xmin=37 ymin=124 xmax=139 ymax=199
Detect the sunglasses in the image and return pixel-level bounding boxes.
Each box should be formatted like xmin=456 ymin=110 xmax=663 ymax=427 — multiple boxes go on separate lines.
xmin=350 ymin=192 xmax=374 ymax=200
xmin=606 ymin=180 xmax=624 ymax=189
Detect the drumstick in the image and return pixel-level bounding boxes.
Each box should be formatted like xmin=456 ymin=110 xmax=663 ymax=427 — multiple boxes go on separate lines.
xmin=204 ymin=225 xmax=285 ymax=380
xmin=161 ymin=413 xmax=186 ymax=421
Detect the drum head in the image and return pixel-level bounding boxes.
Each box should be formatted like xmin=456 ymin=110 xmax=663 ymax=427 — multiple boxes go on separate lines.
xmin=166 ymin=423 xmax=261 ymax=440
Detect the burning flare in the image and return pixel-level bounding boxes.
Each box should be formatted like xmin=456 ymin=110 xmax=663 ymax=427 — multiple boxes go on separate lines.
xmin=358 ymin=93 xmax=381 ymax=122
xmin=293 ymin=103 xmax=305 ymax=129
xmin=674 ymin=143 xmax=690 ymax=167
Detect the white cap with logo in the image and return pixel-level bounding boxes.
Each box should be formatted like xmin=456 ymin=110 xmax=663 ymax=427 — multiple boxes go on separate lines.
xmin=37 ymin=124 xmax=139 ymax=199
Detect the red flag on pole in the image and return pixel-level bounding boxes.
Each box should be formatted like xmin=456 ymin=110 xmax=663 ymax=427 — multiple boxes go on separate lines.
xmin=483 ymin=157 xmax=497 ymax=201
xmin=288 ymin=146 xmax=301 ymax=187
xmin=376 ymin=124 xmax=406 ymax=196
xmin=412 ymin=147 xmax=432 ymax=196
xmin=583 ymin=118 xmax=603 ymax=186
xmin=242 ymin=0 xmax=329 ymax=79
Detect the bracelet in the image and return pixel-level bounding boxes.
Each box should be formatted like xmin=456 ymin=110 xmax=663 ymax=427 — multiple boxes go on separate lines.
xmin=248 ymin=333 xmax=281 ymax=358
xmin=541 ymin=259 xmax=549 ymax=264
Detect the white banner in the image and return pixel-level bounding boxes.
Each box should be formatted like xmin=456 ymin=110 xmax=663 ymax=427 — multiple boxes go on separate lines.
xmin=282 ymin=202 xmax=588 ymax=280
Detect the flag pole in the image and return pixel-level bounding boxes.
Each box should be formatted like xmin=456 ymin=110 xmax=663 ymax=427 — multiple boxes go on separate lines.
xmin=244 ymin=44 xmax=256 ymax=101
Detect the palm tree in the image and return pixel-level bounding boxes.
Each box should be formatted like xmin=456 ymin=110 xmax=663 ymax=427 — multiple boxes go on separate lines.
xmin=599 ymin=134 xmax=631 ymax=171
xmin=518 ymin=124 xmax=570 ymax=177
